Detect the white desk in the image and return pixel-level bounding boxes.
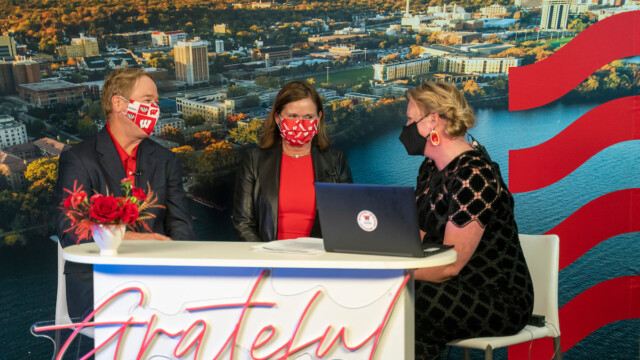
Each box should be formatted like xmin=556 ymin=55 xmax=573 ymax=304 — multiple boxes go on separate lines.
xmin=63 ymin=240 xmax=456 ymax=360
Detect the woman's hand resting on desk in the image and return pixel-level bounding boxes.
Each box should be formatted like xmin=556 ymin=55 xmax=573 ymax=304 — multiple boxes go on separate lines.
xmin=124 ymin=232 xmax=172 ymax=241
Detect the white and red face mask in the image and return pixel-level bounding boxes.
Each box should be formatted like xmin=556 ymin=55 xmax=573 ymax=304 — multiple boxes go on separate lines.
xmin=121 ymin=97 xmax=160 ymax=135
xmin=278 ymin=116 xmax=318 ymax=147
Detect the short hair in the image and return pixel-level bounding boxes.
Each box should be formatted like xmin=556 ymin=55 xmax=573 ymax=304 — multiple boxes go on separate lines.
xmin=259 ymin=81 xmax=330 ymax=151
xmin=406 ymin=82 xmax=476 ymax=138
xmin=101 ymin=68 xmax=151 ymax=119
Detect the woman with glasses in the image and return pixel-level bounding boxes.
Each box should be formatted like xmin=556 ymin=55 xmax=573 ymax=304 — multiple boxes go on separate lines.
xmin=233 ymin=81 xmax=353 ymax=241
xmin=399 ymin=82 xmax=534 ymax=360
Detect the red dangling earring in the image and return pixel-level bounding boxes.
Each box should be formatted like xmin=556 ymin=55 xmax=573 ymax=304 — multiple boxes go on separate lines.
xmin=430 ymin=128 xmax=440 ymax=146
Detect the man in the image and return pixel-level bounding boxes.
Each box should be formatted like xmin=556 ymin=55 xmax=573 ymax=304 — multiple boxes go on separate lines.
xmin=55 ymin=68 xmax=195 ymax=321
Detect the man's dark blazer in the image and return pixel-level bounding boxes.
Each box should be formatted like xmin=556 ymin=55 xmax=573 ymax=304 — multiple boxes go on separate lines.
xmin=55 ymin=127 xmax=195 ymax=320
xmin=232 ymin=145 xmax=353 ymax=242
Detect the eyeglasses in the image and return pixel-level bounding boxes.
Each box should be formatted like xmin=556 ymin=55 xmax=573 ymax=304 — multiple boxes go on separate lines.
xmin=409 ymin=112 xmax=434 ymax=124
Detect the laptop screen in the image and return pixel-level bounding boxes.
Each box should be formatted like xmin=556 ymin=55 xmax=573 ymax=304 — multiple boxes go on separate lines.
xmin=315 ymin=183 xmax=427 ymax=257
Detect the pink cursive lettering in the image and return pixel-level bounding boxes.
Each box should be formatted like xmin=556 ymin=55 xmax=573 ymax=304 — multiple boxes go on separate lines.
xmin=33 ymin=270 xmax=410 ymax=360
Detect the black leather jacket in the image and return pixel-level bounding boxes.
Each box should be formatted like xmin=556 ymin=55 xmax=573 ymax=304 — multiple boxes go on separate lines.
xmin=233 ymin=145 xmax=353 ymax=241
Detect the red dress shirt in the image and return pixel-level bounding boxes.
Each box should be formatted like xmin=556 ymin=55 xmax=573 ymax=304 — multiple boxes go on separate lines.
xmin=277 ymin=154 xmax=316 ymax=240
xmin=106 ymin=124 xmax=138 ymax=186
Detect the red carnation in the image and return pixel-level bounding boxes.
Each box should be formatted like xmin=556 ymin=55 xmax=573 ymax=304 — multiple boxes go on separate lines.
xmin=131 ymin=187 xmax=146 ymax=202
xmin=89 ymin=195 xmax=121 ymax=223
xmin=119 ymin=202 xmax=139 ymax=224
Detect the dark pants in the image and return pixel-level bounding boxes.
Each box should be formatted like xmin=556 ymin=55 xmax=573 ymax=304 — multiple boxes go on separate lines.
xmin=64 ymin=263 xmax=93 ymax=321
xmin=61 ymin=263 xmax=95 ymax=359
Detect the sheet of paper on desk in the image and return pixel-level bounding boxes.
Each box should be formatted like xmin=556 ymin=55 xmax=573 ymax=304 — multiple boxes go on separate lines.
xmin=251 ymin=237 xmax=325 ymax=255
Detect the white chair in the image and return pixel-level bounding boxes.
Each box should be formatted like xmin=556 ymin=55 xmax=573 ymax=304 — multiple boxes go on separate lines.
xmin=55 ymin=237 xmax=72 ymax=331
xmin=31 ymin=236 xmax=94 ymax=359
xmin=447 ymin=234 xmax=562 ymax=360
xmin=55 ymin=237 xmax=95 ymax=339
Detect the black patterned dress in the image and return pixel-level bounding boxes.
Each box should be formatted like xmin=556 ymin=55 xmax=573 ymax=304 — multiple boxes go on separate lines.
xmin=414 ymin=147 xmax=534 ymax=359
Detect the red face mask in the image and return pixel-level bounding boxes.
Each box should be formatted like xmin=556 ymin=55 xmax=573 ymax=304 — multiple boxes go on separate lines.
xmin=279 ymin=117 xmax=318 ymax=147
xmin=121 ymin=97 xmax=160 ymax=135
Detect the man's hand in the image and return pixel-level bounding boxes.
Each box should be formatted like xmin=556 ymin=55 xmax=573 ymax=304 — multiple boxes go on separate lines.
xmin=124 ymin=231 xmax=172 ymax=241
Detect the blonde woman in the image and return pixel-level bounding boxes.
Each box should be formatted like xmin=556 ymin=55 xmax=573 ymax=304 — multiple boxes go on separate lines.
xmin=399 ymin=82 xmax=534 ymax=359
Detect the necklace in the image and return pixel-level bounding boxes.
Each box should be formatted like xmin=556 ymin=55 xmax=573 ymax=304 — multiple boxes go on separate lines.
xmin=285 ymin=152 xmax=311 ymax=159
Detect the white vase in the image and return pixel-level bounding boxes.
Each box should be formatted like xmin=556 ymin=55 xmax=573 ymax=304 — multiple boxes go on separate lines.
xmin=92 ymin=224 xmax=126 ymax=256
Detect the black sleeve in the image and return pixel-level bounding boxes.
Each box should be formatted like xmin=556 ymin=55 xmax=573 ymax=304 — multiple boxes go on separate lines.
xmin=232 ymin=150 xmax=261 ymax=241
xmin=163 ymin=152 xmax=196 ymax=240
xmin=55 ymin=150 xmax=91 ymax=248
xmin=338 ymin=151 xmax=353 ymax=184
xmin=446 ymin=163 xmax=499 ymax=229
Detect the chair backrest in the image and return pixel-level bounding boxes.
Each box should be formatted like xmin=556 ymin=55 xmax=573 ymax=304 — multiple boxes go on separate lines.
xmin=55 ymin=239 xmax=73 ymax=327
xmin=53 ymin=237 xmax=94 ymax=338
xmin=518 ymin=234 xmax=561 ymax=336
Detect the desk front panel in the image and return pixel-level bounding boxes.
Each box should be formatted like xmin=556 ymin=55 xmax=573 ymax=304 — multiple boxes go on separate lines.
xmin=91 ymin=265 xmax=414 ymax=360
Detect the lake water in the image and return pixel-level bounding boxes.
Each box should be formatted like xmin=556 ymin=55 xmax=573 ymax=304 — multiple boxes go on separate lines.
xmin=1 ymin=101 xmax=638 ymax=359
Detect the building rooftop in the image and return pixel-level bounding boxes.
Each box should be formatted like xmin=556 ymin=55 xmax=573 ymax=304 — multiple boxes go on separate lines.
xmin=375 ymin=57 xmax=431 ymax=66
xmin=152 ymin=31 xmax=185 ymax=35
xmin=82 ymin=56 xmax=109 ymax=69
xmin=4 ymin=137 xmax=70 ymax=159
xmin=72 ymin=34 xmax=98 ymax=42
xmin=80 ymin=80 xmax=105 ymax=90
xmin=106 ymin=54 xmax=137 ymax=61
xmin=157 ymin=117 xmax=184 ymax=124
xmin=0 ymin=119 xmax=22 ymax=130
xmin=18 ymin=80 xmax=82 ymax=92
xmin=0 ymin=151 xmax=27 ymax=173
xmin=33 ymin=138 xmax=71 ymax=155
xmin=3 ymin=142 xmax=36 ymax=154
xmin=309 ymin=34 xmax=369 ymax=40
xmin=346 ymin=92 xmax=381 ymax=99
xmin=179 ymin=96 xmax=231 ymax=107
xmin=289 ymin=58 xmax=330 ymax=66
xmin=143 ymin=67 xmax=168 ymax=73
xmin=255 ymin=46 xmax=291 ymax=53
xmin=0 ymin=115 xmax=14 ymax=123
xmin=175 ymin=40 xmax=208 ymax=47
xmin=424 ymin=44 xmax=460 ymax=52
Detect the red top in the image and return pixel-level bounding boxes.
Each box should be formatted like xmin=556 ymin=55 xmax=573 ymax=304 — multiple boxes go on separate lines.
xmin=106 ymin=124 xmax=139 ymax=186
xmin=277 ymin=154 xmax=316 ymax=240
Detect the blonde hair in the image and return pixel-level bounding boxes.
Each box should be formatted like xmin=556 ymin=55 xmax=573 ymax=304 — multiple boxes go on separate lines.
xmin=101 ymin=68 xmax=151 ymax=119
xmin=406 ymin=82 xmax=476 ymax=138
xmin=259 ymin=81 xmax=330 ymax=150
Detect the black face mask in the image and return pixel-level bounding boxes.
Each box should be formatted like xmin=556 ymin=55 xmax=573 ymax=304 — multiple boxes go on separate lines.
xmin=399 ymin=121 xmax=427 ymax=156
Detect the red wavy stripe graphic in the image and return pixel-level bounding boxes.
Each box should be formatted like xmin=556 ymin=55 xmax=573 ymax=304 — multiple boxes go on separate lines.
xmin=508 ymin=96 xmax=640 ymax=193
xmin=508 ymin=276 xmax=640 ymax=359
xmin=544 ymin=188 xmax=640 ymax=270
xmin=509 ymin=11 xmax=640 ymax=111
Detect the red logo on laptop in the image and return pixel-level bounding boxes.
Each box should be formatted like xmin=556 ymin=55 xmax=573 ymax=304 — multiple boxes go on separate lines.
xmin=357 ymin=210 xmax=377 ymax=232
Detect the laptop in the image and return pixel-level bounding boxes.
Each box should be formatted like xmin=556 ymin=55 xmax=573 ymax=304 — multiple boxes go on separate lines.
xmin=314 ymin=183 xmax=453 ymax=258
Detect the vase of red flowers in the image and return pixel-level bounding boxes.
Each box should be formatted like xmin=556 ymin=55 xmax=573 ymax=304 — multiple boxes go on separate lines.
xmin=61 ymin=178 xmax=162 ymax=256
xmin=91 ymin=224 xmax=126 ymax=256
